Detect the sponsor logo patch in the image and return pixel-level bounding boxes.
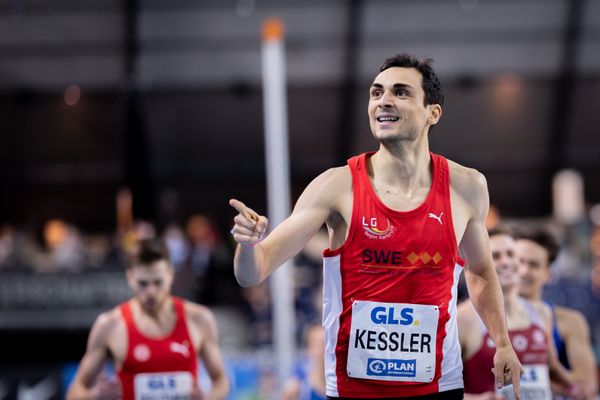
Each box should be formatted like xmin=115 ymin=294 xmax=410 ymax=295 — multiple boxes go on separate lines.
xmin=367 ymin=358 xmax=417 ymax=378
xmin=361 ymin=217 xmax=394 ymax=239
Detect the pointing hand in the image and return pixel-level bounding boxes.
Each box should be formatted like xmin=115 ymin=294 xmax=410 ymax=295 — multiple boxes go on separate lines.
xmin=229 ymin=199 xmax=268 ymax=247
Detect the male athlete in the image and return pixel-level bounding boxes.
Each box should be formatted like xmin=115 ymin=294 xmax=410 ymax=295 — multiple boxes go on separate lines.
xmin=230 ymin=53 xmax=522 ymax=399
xmin=515 ymin=227 xmax=597 ymax=399
xmin=67 ymin=238 xmax=229 ymax=400
xmin=460 ymin=227 xmax=574 ymax=399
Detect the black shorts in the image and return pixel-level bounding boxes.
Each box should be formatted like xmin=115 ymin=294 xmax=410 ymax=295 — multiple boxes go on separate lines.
xmin=326 ymin=388 xmax=464 ymax=400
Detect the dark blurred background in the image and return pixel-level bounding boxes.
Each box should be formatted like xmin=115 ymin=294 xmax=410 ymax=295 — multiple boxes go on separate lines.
xmin=0 ymin=0 xmax=599 ymax=398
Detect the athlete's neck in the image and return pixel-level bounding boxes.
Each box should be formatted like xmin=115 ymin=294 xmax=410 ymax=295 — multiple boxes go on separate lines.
xmin=135 ymin=296 xmax=173 ymax=321
xmin=503 ymin=287 xmax=520 ymax=316
xmin=370 ymin=145 xmax=431 ymax=191
xmin=522 ymin=291 xmax=543 ymax=303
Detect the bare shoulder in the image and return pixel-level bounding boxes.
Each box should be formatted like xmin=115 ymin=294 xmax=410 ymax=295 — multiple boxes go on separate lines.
xmin=94 ymin=307 xmax=122 ymax=336
xmin=555 ymin=306 xmax=591 ymax=334
xmin=294 ymin=165 xmax=352 ymax=225
xmin=183 ymin=301 xmax=218 ymax=331
xmin=447 ymin=159 xmax=488 ymax=201
xmin=89 ymin=307 xmax=123 ymax=347
xmin=302 ymin=166 xmax=352 ymax=202
xmin=525 ymin=300 xmax=551 ymax=320
xmin=532 ymin=301 xmax=553 ymax=328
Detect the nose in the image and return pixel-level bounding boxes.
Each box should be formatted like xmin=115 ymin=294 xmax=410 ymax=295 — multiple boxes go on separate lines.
xmin=378 ymin=90 xmax=393 ymax=108
xmin=143 ymin=284 xmax=159 ymax=296
xmin=497 ymin=254 xmax=513 ymax=270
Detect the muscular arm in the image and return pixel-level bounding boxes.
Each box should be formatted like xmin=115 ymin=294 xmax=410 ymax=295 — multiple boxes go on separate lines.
xmin=457 ymin=171 xmax=522 ymax=392
xmin=557 ymin=307 xmax=598 ymax=398
xmin=231 ymin=167 xmax=347 ymax=286
xmin=192 ymin=306 xmax=229 ymax=400
xmin=66 ymin=313 xmax=117 ymax=400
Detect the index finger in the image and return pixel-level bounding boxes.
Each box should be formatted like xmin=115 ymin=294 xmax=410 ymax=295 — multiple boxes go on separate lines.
xmin=229 ymin=198 xmax=259 ymax=221
xmin=511 ymin=369 xmax=521 ymax=400
xmin=492 ymin=367 xmax=503 ymax=390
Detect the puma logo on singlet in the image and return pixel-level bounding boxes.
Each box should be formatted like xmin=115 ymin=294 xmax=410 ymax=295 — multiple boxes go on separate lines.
xmin=428 ymin=212 xmax=444 ymax=225
xmin=170 ymin=341 xmax=190 ymax=358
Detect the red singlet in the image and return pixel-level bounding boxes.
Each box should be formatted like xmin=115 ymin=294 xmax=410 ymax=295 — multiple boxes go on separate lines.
xmin=117 ymin=297 xmax=198 ymax=400
xmin=322 ymin=152 xmax=465 ymax=398
xmin=463 ymin=299 xmax=551 ymax=398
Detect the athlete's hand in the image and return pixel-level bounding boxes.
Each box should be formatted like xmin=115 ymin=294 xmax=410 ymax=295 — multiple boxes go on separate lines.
xmin=95 ymin=375 xmax=122 ymax=400
xmin=190 ymin=385 xmax=205 ymax=400
xmin=492 ymin=345 xmax=523 ymax=400
xmin=229 ymin=199 xmax=268 ymax=247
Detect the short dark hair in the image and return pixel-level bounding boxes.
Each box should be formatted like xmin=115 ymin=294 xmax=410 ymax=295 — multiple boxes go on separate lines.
xmin=127 ymin=238 xmax=170 ymax=269
xmin=513 ymin=226 xmax=560 ymax=266
xmin=488 ymin=225 xmax=513 ymax=239
xmin=379 ymin=54 xmax=444 ymax=107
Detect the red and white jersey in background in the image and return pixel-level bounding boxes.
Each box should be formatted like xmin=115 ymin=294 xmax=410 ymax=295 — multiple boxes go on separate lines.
xmin=117 ymin=297 xmax=199 ymax=400
xmin=322 ymin=152 xmax=465 ymax=398
xmin=463 ymin=298 xmax=551 ymax=399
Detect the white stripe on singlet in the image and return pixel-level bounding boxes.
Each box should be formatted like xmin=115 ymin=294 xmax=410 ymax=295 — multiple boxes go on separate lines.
xmin=322 ymin=254 xmax=343 ymax=398
xmin=438 ymin=263 xmax=466 ymax=392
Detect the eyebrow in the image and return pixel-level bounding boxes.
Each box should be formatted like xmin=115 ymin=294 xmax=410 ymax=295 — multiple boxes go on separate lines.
xmin=370 ymin=83 xmax=414 ymax=91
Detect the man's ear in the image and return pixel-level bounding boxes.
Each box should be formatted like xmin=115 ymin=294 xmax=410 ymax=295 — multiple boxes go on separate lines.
xmin=428 ymin=104 xmax=442 ymax=125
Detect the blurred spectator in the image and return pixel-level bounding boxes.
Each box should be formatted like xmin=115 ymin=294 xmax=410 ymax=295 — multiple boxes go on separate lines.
xmin=186 ymin=214 xmax=217 ymax=278
xmin=0 ymin=224 xmax=16 ymax=268
xmin=163 ymin=223 xmax=188 ymax=270
xmin=176 ymin=214 xmax=234 ymax=305
xmin=241 ymin=282 xmax=272 ymax=347
xmin=34 ymin=219 xmax=85 ymax=272
xmin=485 ymin=203 xmax=501 ymax=230
xmin=105 ymin=219 xmax=157 ymax=269
xmin=282 ymin=323 xmax=326 ymax=400
xmin=82 ymin=234 xmax=112 ymax=269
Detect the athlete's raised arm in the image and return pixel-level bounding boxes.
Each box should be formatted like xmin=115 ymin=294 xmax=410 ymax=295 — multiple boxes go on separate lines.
xmin=457 ymin=170 xmax=523 ymax=398
xmin=230 ymin=167 xmax=347 ymax=287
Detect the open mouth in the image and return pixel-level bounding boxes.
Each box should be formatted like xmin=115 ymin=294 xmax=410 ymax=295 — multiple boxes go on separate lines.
xmin=377 ymin=116 xmax=399 ymax=122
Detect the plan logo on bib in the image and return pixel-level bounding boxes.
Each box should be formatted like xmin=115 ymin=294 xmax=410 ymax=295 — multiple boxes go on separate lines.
xmin=361 ymin=216 xmax=394 ymax=240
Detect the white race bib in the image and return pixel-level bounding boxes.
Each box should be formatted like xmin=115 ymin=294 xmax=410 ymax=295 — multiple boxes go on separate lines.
xmin=496 ymin=364 xmax=551 ymax=400
xmin=347 ymin=301 xmax=438 ymax=382
xmin=134 ymin=372 xmax=193 ymax=400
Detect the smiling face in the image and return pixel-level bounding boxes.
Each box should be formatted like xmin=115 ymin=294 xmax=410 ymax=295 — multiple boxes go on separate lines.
xmin=368 ymin=67 xmax=441 ymax=144
xmin=515 ymin=239 xmax=551 ymax=300
xmin=127 ymin=260 xmax=174 ymax=314
xmin=489 ymin=233 xmax=520 ymax=291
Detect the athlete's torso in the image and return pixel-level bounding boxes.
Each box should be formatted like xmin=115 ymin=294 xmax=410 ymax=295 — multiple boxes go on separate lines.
xmin=117 ymin=297 xmax=199 ymax=400
xmin=463 ymin=299 xmax=551 ymax=399
xmin=322 ymin=152 xmax=465 ymax=398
